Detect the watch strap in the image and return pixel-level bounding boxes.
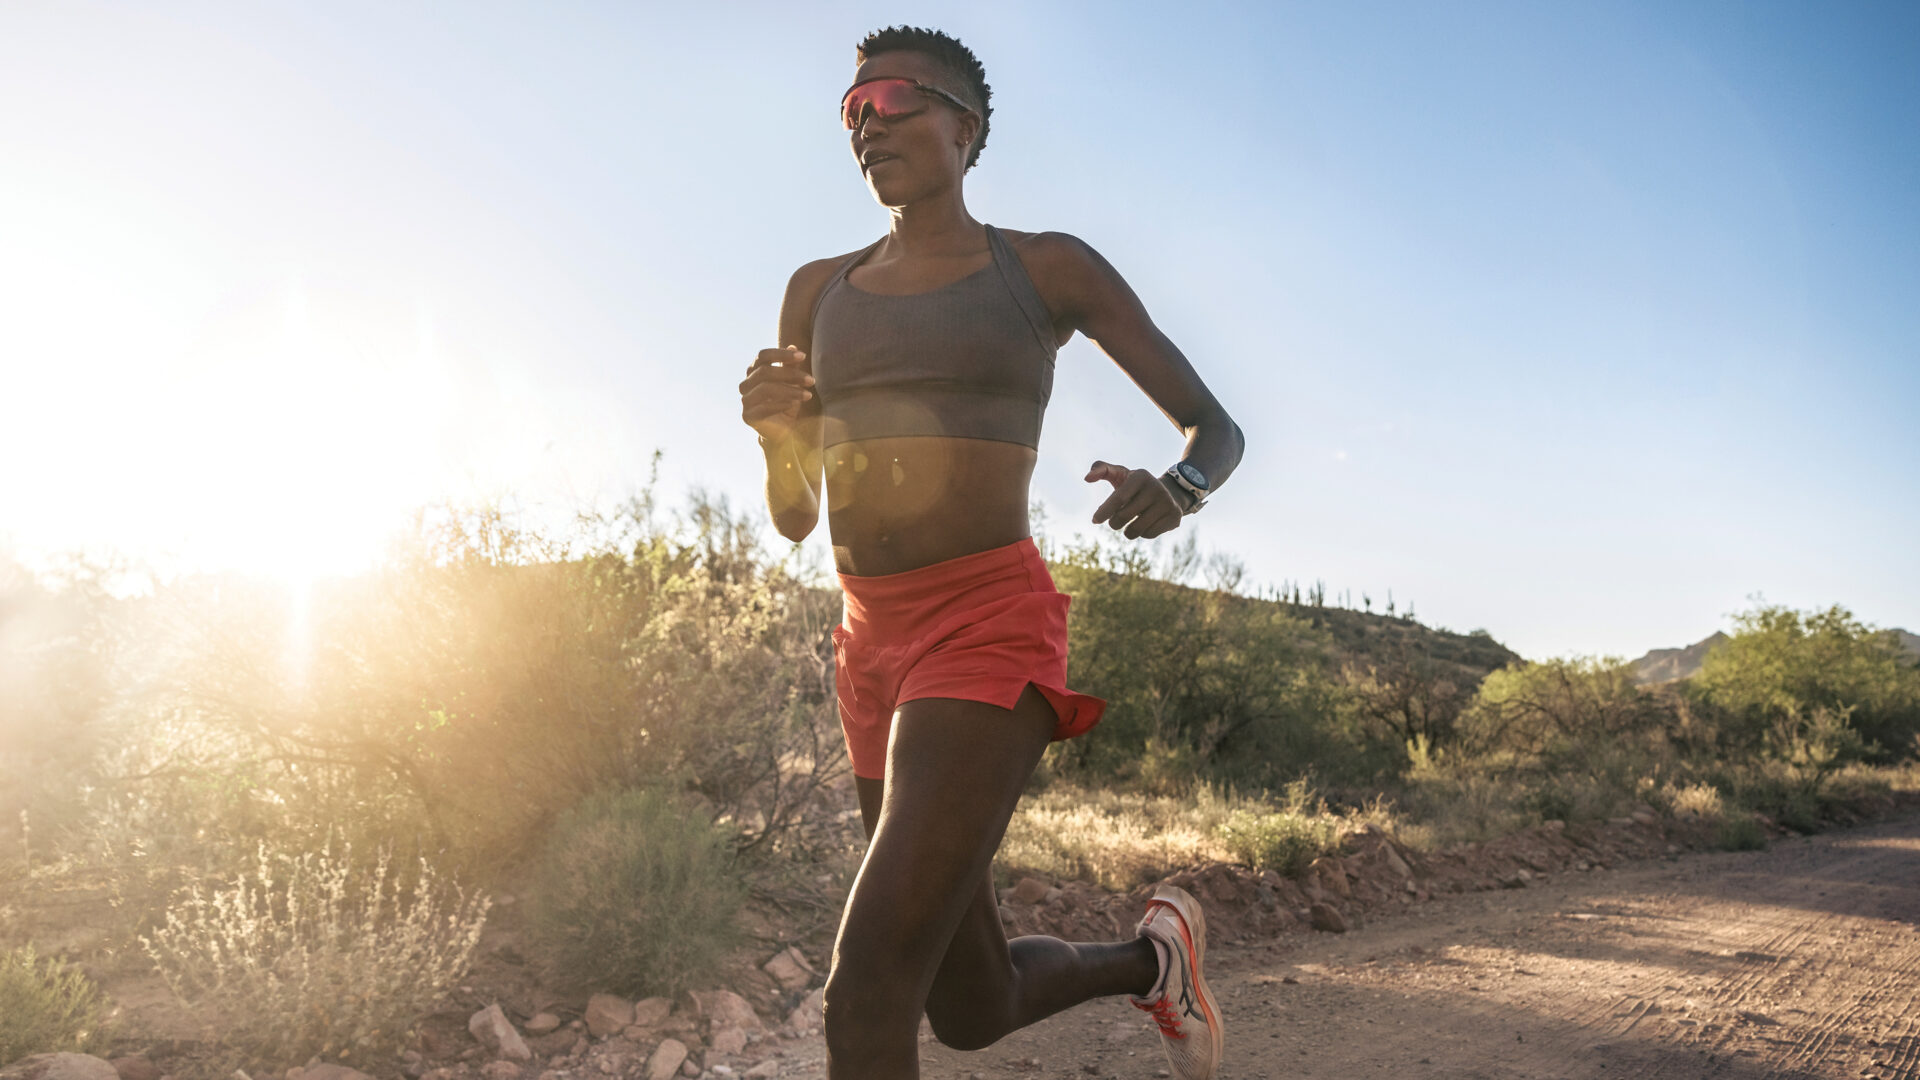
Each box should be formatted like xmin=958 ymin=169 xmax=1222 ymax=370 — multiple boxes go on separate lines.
xmin=1163 ymin=466 xmax=1208 ymax=514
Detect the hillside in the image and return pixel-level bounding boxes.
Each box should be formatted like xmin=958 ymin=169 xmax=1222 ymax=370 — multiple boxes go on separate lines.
xmin=820 ymin=575 xmax=1523 ymax=685
xmin=1276 ymin=599 xmax=1522 ymax=679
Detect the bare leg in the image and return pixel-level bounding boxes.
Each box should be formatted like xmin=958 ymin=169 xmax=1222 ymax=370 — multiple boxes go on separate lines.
xmin=824 ymin=685 xmax=1158 ymax=1078
xmin=922 ymin=870 xmax=1157 ymax=1050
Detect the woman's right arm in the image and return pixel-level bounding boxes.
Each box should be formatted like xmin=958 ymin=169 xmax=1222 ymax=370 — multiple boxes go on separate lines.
xmin=740 ymin=262 xmax=835 ymax=541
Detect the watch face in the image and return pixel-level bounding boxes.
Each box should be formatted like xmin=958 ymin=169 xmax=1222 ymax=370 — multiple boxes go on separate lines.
xmin=1176 ymin=462 xmax=1209 ymax=490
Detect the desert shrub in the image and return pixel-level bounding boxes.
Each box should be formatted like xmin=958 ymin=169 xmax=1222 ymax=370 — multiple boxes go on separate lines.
xmin=129 ymin=490 xmax=845 ymax=875
xmin=1130 ymin=739 xmax=1204 ymax=798
xmin=1343 ymin=638 xmax=1473 ymax=754
xmin=1000 ymin=780 xmax=1361 ymax=888
xmin=1047 ymin=533 xmax=1364 ymax=789
xmin=1765 ymin=705 xmax=1869 ymax=795
xmin=1216 ymin=810 xmax=1338 ymax=878
xmin=0 ymin=554 xmax=123 ymax=858
xmin=1214 ymin=779 xmax=1344 ymax=877
xmin=1692 ymin=602 xmax=1920 ymax=757
xmin=1392 ymin=754 xmax=1536 ymax=848
xmin=1715 ymin=815 xmax=1768 ymax=851
xmin=0 ymin=944 xmax=105 ymax=1062
xmin=1821 ymin=764 xmax=1898 ymax=808
xmin=1382 ymin=655 xmax=1695 ymax=841
xmin=524 ymin=786 xmax=743 ymax=998
xmin=1665 ymin=782 xmax=1725 ymax=820
xmin=1517 ymin=778 xmax=1580 ymax=824
xmin=139 ymin=841 xmax=488 ymax=1063
xmin=1704 ymin=769 xmax=1815 ymax=833
xmin=1776 ymin=792 xmax=1823 ymax=833
xmin=999 ymin=784 xmax=1239 ymax=889
xmin=1458 ymin=656 xmax=1671 ymax=759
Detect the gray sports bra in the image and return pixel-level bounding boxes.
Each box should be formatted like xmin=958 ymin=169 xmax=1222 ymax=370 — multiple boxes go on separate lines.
xmin=809 ymin=224 xmax=1059 ymax=450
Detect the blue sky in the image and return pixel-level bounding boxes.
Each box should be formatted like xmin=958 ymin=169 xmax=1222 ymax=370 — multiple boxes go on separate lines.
xmin=1 ymin=0 xmax=1914 ymax=659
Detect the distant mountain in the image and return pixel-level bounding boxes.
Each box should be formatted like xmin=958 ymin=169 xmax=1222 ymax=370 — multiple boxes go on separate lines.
xmin=1631 ymin=632 xmax=1730 ymax=685
xmin=1632 ymin=627 xmax=1920 ymax=684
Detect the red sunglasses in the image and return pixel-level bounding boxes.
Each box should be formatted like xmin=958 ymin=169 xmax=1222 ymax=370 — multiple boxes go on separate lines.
xmin=839 ymin=77 xmax=972 ymax=131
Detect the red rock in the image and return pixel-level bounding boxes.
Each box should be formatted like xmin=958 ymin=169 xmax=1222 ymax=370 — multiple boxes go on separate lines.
xmin=1309 ymin=903 xmax=1348 ymax=933
xmin=299 ymin=1068 xmax=374 ymax=1080
xmin=785 ymin=988 xmax=825 ymax=1032
xmin=586 ymin=994 xmax=635 ymax=1038
xmin=525 ymin=1012 xmax=561 ymax=1035
xmin=467 ymin=1006 xmax=532 ymax=1062
xmin=1310 ymin=857 xmax=1352 ymax=899
xmin=1010 ymin=877 xmax=1051 ymax=904
xmin=633 ymin=996 xmax=673 ymax=1027
xmin=762 ymin=947 xmax=814 ymax=992
xmin=646 ymin=1040 xmax=689 ymax=1080
xmin=2 ymin=1057 xmax=120 ymax=1080
xmin=709 ymin=1026 xmax=748 ymax=1055
xmin=111 ymin=1059 xmax=160 ymax=1080
xmin=690 ymin=989 xmax=763 ymax=1032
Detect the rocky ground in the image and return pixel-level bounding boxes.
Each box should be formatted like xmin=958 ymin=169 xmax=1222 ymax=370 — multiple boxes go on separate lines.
xmin=25 ymin=802 xmax=1917 ymax=1080
xmin=919 ymin=808 xmax=1920 ymax=1080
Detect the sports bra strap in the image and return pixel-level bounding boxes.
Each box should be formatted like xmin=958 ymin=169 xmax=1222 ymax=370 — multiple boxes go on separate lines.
xmin=985 ymin=225 xmax=1059 ymax=357
xmin=810 ymin=238 xmax=885 ymax=332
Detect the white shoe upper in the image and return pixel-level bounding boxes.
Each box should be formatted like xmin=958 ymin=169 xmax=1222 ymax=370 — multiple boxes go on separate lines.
xmin=1129 ymin=884 xmax=1224 ymax=1080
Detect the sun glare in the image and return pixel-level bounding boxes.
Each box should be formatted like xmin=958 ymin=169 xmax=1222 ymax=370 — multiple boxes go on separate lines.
xmin=3 ymin=252 xmax=459 ymax=589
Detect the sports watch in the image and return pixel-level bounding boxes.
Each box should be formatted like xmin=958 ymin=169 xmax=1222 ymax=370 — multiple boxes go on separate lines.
xmin=1163 ymin=461 xmax=1210 ymax=514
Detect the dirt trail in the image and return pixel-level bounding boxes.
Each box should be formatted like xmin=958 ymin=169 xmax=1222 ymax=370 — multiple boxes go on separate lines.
xmin=890 ymin=811 xmax=1920 ymax=1080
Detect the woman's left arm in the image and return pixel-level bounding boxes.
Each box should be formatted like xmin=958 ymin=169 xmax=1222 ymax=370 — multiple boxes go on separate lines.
xmin=1026 ymin=232 xmax=1247 ymax=539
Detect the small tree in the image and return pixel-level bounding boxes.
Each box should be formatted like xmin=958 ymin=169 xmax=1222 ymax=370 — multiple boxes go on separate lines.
xmin=1344 ymin=639 xmax=1471 ymax=758
xmin=1767 ymin=705 xmax=1867 ymax=796
xmin=1049 ymin=534 xmax=1350 ymax=787
xmin=1692 ymin=602 xmax=1920 ymax=757
xmin=1459 ymin=656 xmax=1668 ymax=758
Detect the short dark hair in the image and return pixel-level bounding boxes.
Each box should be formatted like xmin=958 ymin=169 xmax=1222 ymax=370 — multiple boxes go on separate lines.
xmin=855 ymin=25 xmax=993 ymax=171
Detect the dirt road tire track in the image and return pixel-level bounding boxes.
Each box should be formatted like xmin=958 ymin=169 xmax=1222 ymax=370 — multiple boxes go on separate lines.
xmin=900 ymin=810 xmax=1920 ymax=1080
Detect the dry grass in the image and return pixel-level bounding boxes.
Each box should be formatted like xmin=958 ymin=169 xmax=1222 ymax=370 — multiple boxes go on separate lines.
xmin=1884 ymin=759 xmax=1920 ymax=795
xmin=1004 ymin=759 xmax=1920 ymax=887
xmin=1666 ymin=781 xmax=1727 ymax=819
xmin=999 ymin=781 xmax=1367 ymax=890
xmin=139 ymin=841 xmax=489 ymax=1066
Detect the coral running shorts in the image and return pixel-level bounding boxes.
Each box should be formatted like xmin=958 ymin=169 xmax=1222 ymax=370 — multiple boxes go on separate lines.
xmin=832 ymin=536 xmax=1107 ymax=780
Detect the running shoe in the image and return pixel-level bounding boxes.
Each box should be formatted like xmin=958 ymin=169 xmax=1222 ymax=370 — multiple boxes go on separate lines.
xmin=1129 ymin=884 xmax=1223 ymax=1079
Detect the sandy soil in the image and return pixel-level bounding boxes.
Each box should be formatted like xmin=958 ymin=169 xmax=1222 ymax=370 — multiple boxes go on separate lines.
xmin=851 ymin=809 xmax=1920 ymax=1080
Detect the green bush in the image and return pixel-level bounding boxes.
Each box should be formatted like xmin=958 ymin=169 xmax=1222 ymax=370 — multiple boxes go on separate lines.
xmin=1214 ymin=780 xmax=1343 ymax=877
xmin=1216 ymin=809 xmax=1339 ymax=878
xmin=1715 ymin=815 xmax=1768 ymax=852
xmin=140 ymin=842 xmax=489 ymax=1063
xmin=1047 ymin=532 xmax=1373 ymax=790
xmin=0 ymin=944 xmax=105 ymax=1063
xmin=1458 ymin=656 xmax=1670 ymax=759
xmin=525 ymin=786 xmax=743 ymax=998
xmin=1692 ymin=603 xmax=1920 ymax=757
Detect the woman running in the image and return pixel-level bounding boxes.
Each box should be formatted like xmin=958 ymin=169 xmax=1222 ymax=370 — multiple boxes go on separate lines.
xmin=737 ymin=26 xmax=1244 ymax=1080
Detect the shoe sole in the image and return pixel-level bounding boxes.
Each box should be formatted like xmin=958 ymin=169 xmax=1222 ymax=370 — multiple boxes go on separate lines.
xmin=1150 ymin=884 xmax=1225 ymax=1070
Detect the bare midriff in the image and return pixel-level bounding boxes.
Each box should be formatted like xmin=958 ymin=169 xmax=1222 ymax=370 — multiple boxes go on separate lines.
xmin=825 ymin=435 xmax=1036 ymax=577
